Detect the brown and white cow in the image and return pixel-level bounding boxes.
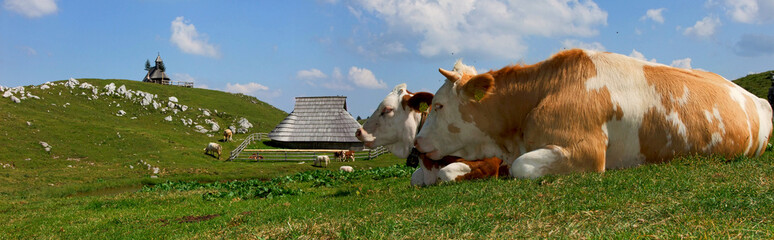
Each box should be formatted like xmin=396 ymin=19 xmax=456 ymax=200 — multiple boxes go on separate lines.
xmin=356 ymin=61 xmax=508 ymax=186
xmin=415 ymin=49 xmax=773 ymax=178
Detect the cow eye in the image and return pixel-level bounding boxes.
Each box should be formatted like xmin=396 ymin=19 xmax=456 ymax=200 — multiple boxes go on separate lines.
xmin=381 ymin=107 xmax=393 ymax=116
xmin=434 ymin=103 xmax=444 ymax=111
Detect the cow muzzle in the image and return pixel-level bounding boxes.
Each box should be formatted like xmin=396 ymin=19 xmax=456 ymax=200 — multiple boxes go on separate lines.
xmin=355 ymin=128 xmax=375 ymax=147
xmin=414 ymin=136 xmax=441 ymax=160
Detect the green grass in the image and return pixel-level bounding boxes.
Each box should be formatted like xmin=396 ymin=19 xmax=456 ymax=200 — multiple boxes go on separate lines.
xmin=0 ymin=78 xmax=292 ymax=199
xmin=1 ymin=154 xmax=773 ymax=239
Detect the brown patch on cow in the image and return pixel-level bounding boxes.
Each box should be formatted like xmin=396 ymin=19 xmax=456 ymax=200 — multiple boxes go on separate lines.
xmin=419 ymin=154 xmax=505 ymax=181
xmin=401 ymin=94 xmax=412 ymax=111
xmin=640 ymin=66 xmax=757 ymax=160
xmin=453 ymin=157 xmax=504 ymax=181
xmin=448 ymin=123 xmax=460 ymax=133
xmin=456 ymin=49 xmax=610 ymax=173
xmin=407 ymin=92 xmax=435 ymax=112
xmin=614 ymin=105 xmax=624 ymax=120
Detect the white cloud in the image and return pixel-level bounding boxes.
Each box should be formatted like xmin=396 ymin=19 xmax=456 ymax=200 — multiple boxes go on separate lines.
xmin=353 ymin=0 xmax=607 ymax=58
xmin=225 ymin=82 xmax=270 ymax=94
xmin=348 ymin=67 xmax=386 ymax=89
xmin=561 ymin=39 xmax=606 ymax=51
xmin=683 ymin=16 xmax=720 ymax=38
xmin=628 ymin=49 xmax=658 ymax=63
xmin=724 ymin=0 xmax=774 ymax=23
xmin=641 ymin=8 xmax=666 ymax=23
xmin=19 ymin=46 xmax=37 ymax=56
xmin=170 ymin=16 xmax=221 ymax=58
xmin=299 ymin=66 xmax=387 ymax=90
xmin=670 ymin=58 xmax=692 ymax=69
xmin=3 ymin=0 xmax=57 ymax=18
xmin=297 ymin=69 xmax=328 ymax=80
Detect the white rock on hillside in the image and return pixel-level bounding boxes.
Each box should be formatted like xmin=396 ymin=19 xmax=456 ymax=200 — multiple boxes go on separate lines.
xmin=202 ymin=110 xmax=210 ymax=116
xmin=39 ymin=141 xmax=51 ymax=152
xmin=117 ymin=110 xmax=126 ymax=116
xmin=79 ymin=82 xmax=93 ymax=89
xmin=168 ymin=96 xmax=178 ymax=103
xmin=179 ymin=105 xmax=188 ymax=112
xmin=236 ymin=117 xmax=253 ymax=134
xmin=205 ymin=119 xmax=220 ymax=132
xmin=11 ymin=96 xmax=20 ymax=103
xmin=104 ymin=83 xmax=116 ymax=95
xmin=40 ymin=85 xmax=50 ymax=90
xmin=3 ymin=91 xmax=12 ymax=98
xmin=26 ymin=92 xmax=40 ymax=99
xmin=194 ymin=125 xmax=208 ymax=133
xmin=64 ymin=78 xmax=79 ymax=89
xmin=164 ymin=116 xmax=172 ymax=121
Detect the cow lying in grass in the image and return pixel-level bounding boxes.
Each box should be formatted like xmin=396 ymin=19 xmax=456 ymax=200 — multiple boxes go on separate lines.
xmin=415 ymin=49 xmax=773 ymax=178
xmin=314 ymin=155 xmax=330 ymax=167
xmin=204 ymin=142 xmax=222 ymax=159
xmin=356 ymin=64 xmax=507 ymax=186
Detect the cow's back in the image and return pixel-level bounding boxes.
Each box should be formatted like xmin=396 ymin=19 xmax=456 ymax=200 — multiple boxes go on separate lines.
xmin=584 ymin=51 xmax=772 ymax=167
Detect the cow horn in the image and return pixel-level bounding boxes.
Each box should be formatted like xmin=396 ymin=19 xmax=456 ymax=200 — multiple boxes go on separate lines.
xmin=439 ymin=68 xmax=461 ymax=82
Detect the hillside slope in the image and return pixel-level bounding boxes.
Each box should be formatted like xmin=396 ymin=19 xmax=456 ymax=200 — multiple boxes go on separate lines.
xmin=733 ymin=70 xmax=774 ymax=99
xmin=0 ymin=79 xmax=287 ymax=197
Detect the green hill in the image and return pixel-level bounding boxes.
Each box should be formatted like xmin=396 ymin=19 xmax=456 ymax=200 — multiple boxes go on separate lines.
xmin=733 ymin=70 xmax=774 ymax=99
xmin=0 ymin=78 xmax=288 ymax=197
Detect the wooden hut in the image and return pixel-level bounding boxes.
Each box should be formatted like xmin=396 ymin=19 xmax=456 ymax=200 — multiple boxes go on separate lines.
xmin=268 ymin=96 xmax=364 ymax=150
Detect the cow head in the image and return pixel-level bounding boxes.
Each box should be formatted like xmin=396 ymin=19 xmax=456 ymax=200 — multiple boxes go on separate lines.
xmin=415 ymin=62 xmax=500 ymax=160
xmin=356 ymin=84 xmax=424 ymax=158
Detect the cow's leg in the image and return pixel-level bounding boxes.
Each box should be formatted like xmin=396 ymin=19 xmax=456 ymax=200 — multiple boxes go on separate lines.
xmin=511 ymin=142 xmax=605 ymax=178
xmin=438 ymin=162 xmax=472 ymax=183
xmin=510 ymin=145 xmax=570 ymax=178
xmin=410 ymin=168 xmax=425 ymax=186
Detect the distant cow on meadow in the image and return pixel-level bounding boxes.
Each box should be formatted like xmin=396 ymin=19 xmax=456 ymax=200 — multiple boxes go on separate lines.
xmin=204 ymin=142 xmax=222 ymax=160
xmin=356 ymin=64 xmax=508 ymax=186
xmin=415 ymin=49 xmax=773 ymax=179
xmin=314 ymin=155 xmax=330 ymax=167
xmin=223 ymin=129 xmax=233 ymax=142
xmin=334 ymin=150 xmax=355 ymax=162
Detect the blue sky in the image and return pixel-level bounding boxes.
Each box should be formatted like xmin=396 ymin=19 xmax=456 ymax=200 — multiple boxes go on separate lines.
xmin=2 ymin=0 xmax=774 ymax=118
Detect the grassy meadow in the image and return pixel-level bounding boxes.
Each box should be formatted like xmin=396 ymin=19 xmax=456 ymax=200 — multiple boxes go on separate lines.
xmin=1 ymin=76 xmax=774 ymax=238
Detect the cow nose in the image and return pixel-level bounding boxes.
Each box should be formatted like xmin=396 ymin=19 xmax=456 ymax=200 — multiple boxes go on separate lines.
xmin=355 ymin=128 xmax=363 ymax=137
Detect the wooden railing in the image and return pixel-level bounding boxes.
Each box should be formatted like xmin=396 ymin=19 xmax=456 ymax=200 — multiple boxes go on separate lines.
xmin=227 ymin=133 xmax=389 ymax=162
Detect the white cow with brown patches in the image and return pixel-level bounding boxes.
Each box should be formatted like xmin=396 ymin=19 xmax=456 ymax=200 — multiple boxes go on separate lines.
xmin=357 ymin=61 xmax=507 ymax=186
xmin=415 ymin=49 xmax=773 ymax=178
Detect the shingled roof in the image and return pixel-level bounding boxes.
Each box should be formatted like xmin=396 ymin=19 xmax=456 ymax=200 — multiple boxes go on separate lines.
xmin=269 ymin=96 xmax=363 ymax=149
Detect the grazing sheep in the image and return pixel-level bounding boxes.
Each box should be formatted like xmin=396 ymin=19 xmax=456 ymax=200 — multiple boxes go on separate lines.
xmin=339 ymin=166 xmax=354 ymax=172
xmin=223 ymin=129 xmax=233 ymax=142
xmin=314 ymin=155 xmax=330 ymax=167
xmin=204 ymin=142 xmax=222 ymax=159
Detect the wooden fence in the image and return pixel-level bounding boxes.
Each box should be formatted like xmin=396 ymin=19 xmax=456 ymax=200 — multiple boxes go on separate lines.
xmin=227 ymin=133 xmax=389 ymax=162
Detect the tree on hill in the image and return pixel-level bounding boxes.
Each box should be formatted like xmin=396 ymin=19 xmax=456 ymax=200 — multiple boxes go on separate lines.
xmin=733 ymin=70 xmax=774 ymax=99
xmin=158 ymin=61 xmax=166 ymax=72
xmin=144 ymin=59 xmax=151 ymax=71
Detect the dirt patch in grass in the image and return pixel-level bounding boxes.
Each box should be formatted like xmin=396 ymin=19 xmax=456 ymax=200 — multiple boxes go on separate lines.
xmin=176 ymin=214 xmax=221 ymax=223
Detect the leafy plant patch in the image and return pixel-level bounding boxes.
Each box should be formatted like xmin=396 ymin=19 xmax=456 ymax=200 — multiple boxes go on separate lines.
xmin=141 ymin=164 xmax=415 ymax=200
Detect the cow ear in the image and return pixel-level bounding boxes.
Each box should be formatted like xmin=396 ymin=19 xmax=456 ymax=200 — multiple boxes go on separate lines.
xmin=439 ymin=68 xmax=461 ymax=83
xmin=407 ymin=92 xmax=434 ymax=112
xmin=460 ymin=73 xmax=494 ymax=102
